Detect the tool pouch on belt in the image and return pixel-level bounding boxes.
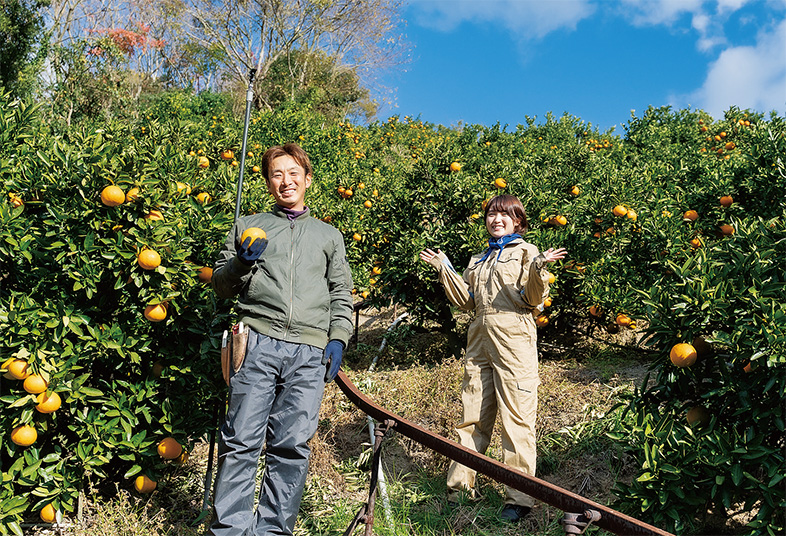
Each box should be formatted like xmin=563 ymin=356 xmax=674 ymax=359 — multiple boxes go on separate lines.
xmin=220 ymin=322 xmax=249 ymax=386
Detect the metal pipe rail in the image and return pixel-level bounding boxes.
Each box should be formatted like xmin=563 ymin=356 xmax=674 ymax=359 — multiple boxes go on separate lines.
xmin=334 ymin=371 xmax=674 ymax=536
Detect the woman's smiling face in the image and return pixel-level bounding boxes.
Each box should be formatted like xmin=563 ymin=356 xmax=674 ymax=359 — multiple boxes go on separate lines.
xmin=486 ymin=210 xmax=519 ymax=238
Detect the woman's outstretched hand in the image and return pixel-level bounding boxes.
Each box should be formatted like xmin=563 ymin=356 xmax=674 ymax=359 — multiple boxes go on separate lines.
xmin=543 ymin=247 xmax=568 ymax=263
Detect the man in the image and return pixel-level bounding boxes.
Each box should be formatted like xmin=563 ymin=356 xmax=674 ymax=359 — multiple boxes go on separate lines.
xmin=209 ymin=143 xmax=354 ymax=535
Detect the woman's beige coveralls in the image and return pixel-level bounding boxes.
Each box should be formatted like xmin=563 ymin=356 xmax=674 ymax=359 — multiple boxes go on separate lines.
xmin=430 ymin=238 xmax=549 ymax=508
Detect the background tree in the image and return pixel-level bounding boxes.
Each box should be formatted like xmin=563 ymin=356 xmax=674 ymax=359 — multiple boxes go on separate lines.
xmin=166 ymin=0 xmax=404 ymax=114
xmin=0 ymin=0 xmax=50 ymax=97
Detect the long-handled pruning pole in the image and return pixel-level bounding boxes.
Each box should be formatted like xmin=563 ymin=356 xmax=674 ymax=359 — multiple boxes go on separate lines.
xmin=202 ymin=67 xmax=257 ymax=513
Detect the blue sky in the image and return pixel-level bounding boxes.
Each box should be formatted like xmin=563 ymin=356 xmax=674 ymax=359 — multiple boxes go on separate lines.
xmin=375 ymin=0 xmax=786 ymax=132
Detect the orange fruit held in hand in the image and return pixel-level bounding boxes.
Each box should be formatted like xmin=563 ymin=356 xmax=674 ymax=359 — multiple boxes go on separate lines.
xmin=7 ymin=359 xmax=30 ymax=380
xmin=683 ymin=210 xmax=699 ymax=221
xmin=720 ymin=195 xmax=733 ymax=207
xmin=144 ymin=303 xmax=168 ymax=322
xmin=138 ymin=249 xmax=161 ymax=270
xmin=36 ymin=391 xmax=62 ymax=413
xmin=134 ymin=475 xmax=157 ymax=493
xmin=240 ymin=227 xmax=267 ymax=247
xmin=670 ymin=343 xmax=698 ymax=367
xmin=197 ymin=267 xmax=213 ymax=283
xmin=40 ymin=503 xmax=56 ymax=523
xmin=23 ymin=374 xmax=48 ymax=394
xmin=100 ymin=185 xmax=125 ymax=207
xmin=157 ymin=437 xmax=183 ymax=460
xmin=449 ymin=161 xmax=461 ymax=172
xmin=11 ymin=424 xmax=37 ymax=446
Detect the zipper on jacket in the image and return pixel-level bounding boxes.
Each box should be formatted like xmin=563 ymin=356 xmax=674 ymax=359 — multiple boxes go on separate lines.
xmin=283 ymin=219 xmax=296 ymax=339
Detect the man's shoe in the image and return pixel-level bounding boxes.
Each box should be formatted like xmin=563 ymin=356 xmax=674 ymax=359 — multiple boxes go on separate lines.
xmin=499 ymin=504 xmax=531 ymax=522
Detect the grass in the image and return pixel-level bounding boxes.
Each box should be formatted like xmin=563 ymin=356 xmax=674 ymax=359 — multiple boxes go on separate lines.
xmin=30 ymin=307 xmax=650 ymax=536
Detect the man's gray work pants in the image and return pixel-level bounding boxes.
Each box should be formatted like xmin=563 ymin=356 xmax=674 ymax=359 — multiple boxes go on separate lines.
xmin=209 ymin=330 xmax=326 ymax=536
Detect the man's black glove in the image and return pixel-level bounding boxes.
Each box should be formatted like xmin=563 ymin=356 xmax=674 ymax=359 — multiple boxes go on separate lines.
xmin=323 ymin=340 xmax=345 ymax=382
xmin=237 ymin=236 xmax=267 ymax=266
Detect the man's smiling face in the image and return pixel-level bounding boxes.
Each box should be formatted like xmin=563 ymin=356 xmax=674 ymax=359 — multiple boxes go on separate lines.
xmin=266 ymin=154 xmax=312 ymax=211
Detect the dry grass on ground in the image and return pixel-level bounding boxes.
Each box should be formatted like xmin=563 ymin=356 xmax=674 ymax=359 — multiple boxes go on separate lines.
xmin=28 ymin=305 xmax=653 ymax=536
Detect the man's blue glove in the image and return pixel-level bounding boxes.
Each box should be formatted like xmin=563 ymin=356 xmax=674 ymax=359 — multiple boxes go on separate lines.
xmin=237 ymin=236 xmax=267 ymax=266
xmin=323 ymin=340 xmax=345 ymax=382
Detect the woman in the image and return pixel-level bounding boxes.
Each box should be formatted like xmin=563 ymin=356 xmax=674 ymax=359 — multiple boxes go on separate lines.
xmin=420 ymin=194 xmax=566 ymax=522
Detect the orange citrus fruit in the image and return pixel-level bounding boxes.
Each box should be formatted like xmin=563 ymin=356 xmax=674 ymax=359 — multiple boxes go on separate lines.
xmin=683 ymin=210 xmax=698 ymax=221
xmin=612 ymin=205 xmax=628 ymax=217
xmin=719 ymin=224 xmax=735 ymax=236
xmin=570 ymin=185 xmax=580 ymax=196
xmin=144 ymin=303 xmax=168 ymax=322
xmin=221 ymin=149 xmax=234 ymax=161
xmin=364 ymin=200 xmax=372 ymax=208
xmin=240 ymin=227 xmax=267 ymax=247
xmin=670 ymin=343 xmax=698 ymax=367
xmin=197 ymin=267 xmax=213 ymax=283
xmin=100 ymin=185 xmax=125 ymax=207
xmin=535 ymin=315 xmax=549 ymax=328
xmin=175 ymin=182 xmax=191 ymax=195
xmin=554 ymin=215 xmax=568 ymax=226
xmin=543 ymin=297 xmax=552 ymax=307
xmin=125 ymin=187 xmax=140 ymax=203
xmin=40 ymin=503 xmax=56 ymax=523
xmin=197 ymin=156 xmax=210 ymax=169
xmin=589 ymin=305 xmax=603 ymax=317
xmin=689 ymin=238 xmax=703 ymax=248
xmin=36 ymin=391 xmax=62 ymax=413
xmin=137 ymin=249 xmax=161 ymax=270
xmin=252 ymin=165 xmax=261 ymax=173
xmin=174 ymin=450 xmax=189 ymax=465
xmin=23 ymin=374 xmax=48 ymax=394
xmin=352 ymin=233 xmax=362 ymax=241
xmin=720 ymin=195 xmax=733 ymax=207
xmin=196 ymin=192 xmax=211 ymax=204
xmin=494 ymin=178 xmax=507 ymax=188
xmin=134 ymin=475 xmax=157 ymax=493
xmin=157 ymin=437 xmax=183 ymax=460
xmin=145 ymin=209 xmax=164 ymax=221
xmin=547 ymin=273 xmax=556 ymax=285
xmin=449 ymin=161 xmax=461 ymax=172
xmin=11 ymin=424 xmax=37 ymax=446
xmin=615 ymin=313 xmax=632 ymax=327
xmin=686 ymin=406 xmax=710 ymax=427
xmin=7 ymin=359 xmax=30 ymax=380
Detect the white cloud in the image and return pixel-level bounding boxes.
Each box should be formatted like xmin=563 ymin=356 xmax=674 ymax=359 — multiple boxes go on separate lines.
xmin=683 ymin=19 xmax=786 ymax=118
xmin=406 ymin=0 xmax=596 ymax=38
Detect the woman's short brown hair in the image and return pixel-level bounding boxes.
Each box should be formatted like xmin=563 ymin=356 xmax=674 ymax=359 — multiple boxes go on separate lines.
xmin=484 ymin=195 xmax=529 ymax=233
xmin=260 ymin=143 xmax=313 ymax=180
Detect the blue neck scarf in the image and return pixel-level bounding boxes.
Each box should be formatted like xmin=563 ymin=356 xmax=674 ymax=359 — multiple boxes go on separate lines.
xmin=475 ymin=233 xmax=521 ymax=264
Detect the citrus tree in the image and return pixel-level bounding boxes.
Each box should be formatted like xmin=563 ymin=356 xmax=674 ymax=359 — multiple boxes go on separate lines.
xmin=0 ymin=88 xmax=784 ymax=535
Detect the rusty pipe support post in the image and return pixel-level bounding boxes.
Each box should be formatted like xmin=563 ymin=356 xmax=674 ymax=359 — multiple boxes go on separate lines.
xmin=563 ymin=509 xmax=602 ymax=535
